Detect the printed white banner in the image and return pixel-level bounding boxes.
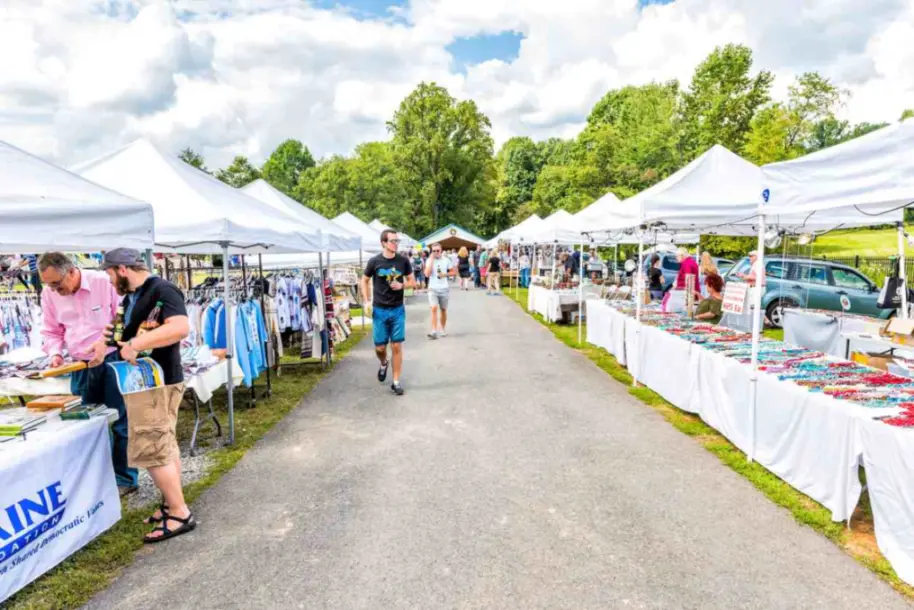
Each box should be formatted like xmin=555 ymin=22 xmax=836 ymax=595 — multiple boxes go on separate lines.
xmin=0 ymin=417 xmax=120 ymax=603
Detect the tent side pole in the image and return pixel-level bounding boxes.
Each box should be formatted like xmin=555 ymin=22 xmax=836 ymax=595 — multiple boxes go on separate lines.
xmin=359 ymin=249 xmax=365 ymax=330
xmin=223 ymin=243 xmax=235 ymax=445
xmin=578 ymin=233 xmax=585 ymax=345
xmin=632 ymin=231 xmax=644 ymax=388
xmin=899 ymin=222 xmax=909 ymax=319
xmin=748 ymin=214 xmax=767 ymax=463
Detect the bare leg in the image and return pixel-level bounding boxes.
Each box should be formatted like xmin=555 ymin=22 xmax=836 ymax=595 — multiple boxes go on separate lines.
xmin=145 ymin=461 xmax=189 ymax=538
xmin=441 ymin=308 xmax=448 ymax=332
xmin=375 ymin=345 xmax=388 ymax=364
xmin=391 ymin=342 xmax=403 ymax=383
xmin=429 ymin=305 xmax=439 ymax=332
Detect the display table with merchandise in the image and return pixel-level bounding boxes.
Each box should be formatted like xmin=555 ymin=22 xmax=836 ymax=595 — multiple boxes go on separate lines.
xmin=585 ymin=299 xmax=630 ymax=365
xmin=0 ymin=408 xmax=121 ymax=604
xmin=585 ymin=299 xmax=914 ymax=586
xmin=527 ymin=284 xmax=602 ymax=323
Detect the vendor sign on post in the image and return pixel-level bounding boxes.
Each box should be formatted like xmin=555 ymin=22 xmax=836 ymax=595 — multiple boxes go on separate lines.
xmin=0 ymin=418 xmax=120 ymax=603
xmin=722 ymin=282 xmax=749 ymax=314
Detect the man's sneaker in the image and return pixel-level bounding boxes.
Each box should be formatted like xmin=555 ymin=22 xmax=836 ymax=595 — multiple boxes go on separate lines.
xmin=391 ymin=382 xmax=405 ymax=396
xmin=427 ymin=331 xmax=438 ymax=340
xmin=439 ymin=330 xmax=448 ymax=337
xmin=377 ymin=361 xmax=389 ymax=383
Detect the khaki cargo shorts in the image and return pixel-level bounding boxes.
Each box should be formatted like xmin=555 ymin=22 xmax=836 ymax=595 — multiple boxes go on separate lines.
xmin=124 ymin=383 xmax=185 ymax=469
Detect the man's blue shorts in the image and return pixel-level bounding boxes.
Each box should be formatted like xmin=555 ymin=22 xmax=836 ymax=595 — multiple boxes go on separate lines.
xmin=373 ymin=305 xmax=406 ymax=346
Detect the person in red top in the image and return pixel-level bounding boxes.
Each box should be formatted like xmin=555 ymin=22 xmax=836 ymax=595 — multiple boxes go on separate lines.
xmin=674 ymin=247 xmax=701 ymax=297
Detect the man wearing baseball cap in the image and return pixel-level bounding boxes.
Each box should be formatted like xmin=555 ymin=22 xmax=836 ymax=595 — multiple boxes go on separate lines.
xmin=98 ymin=248 xmax=195 ymax=543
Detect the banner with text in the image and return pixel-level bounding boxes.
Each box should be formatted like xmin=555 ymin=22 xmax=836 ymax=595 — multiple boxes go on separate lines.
xmin=0 ymin=418 xmax=120 ymax=603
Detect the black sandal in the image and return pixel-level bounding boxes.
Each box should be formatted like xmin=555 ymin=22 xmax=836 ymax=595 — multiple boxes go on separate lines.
xmin=143 ymin=512 xmax=196 ymax=544
xmin=144 ymin=503 xmax=169 ymax=525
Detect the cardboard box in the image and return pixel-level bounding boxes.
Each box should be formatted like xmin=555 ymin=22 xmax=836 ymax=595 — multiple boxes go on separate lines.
xmin=882 ymin=318 xmax=914 ymax=346
xmin=851 ymin=351 xmax=895 ymax=371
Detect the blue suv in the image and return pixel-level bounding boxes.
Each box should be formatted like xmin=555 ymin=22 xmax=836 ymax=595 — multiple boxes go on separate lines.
xmin=723 ymin=256 xmax=891 ymax=327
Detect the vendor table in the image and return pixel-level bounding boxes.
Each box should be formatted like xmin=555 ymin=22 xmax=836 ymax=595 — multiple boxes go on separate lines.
xmin=783 ymin=309 xmax=884 ymax=357
xmin=528 ymin=285 xmax=601 ymax=323
xmin=0 ymin=410 xmax=121 ymax=603
xmin=585 ymin=299 xmax=629 ymax=366
xmin=587 ymin=301 xmax=914 ymax=584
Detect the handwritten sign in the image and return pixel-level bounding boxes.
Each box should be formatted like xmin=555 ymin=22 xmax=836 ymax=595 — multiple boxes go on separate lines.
xmin=722 ymin=282 xmax=749 ymax=314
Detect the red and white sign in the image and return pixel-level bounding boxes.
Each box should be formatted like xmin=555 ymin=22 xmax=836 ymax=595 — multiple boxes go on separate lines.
xmin=722 ymin=282 xmax=749 ymax=314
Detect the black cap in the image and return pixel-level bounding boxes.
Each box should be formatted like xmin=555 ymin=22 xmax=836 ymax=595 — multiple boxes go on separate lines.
xmin=101 ymin=248 xmax=146 ymax=270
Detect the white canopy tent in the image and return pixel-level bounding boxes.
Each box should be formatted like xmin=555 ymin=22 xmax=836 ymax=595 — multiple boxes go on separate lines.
xmin=575 ymin=190 xmax=622 ymax=223
xmin=75 ymin=138 xmax=327 ymax=444
xmin=368 ymin=219 xmax=417 ymax=250
xmin=0 ymin=140 xmax=154 ymax=252
xmin=242 ymin=180 xmax=361 ymax=252
xmin=485 ymin=214 xmax=545 ymax=247
xmin=333 ymin=212 xmax=384 ymax=253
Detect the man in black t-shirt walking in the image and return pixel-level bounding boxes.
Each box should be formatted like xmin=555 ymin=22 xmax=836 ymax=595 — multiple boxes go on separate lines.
xmin=97 ymin=248 xmax=196 ymax=544
xmin=362 ymin=230 xmax=416 ymax=395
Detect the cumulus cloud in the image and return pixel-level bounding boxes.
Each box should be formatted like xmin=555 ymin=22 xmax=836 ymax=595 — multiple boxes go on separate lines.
xmin=0 ymin=0 xmax=912 ymax=169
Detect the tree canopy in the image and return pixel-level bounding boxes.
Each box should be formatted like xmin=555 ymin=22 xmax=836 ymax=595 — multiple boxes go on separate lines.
xmin=202 ymin=44 xmax=898 ymax=254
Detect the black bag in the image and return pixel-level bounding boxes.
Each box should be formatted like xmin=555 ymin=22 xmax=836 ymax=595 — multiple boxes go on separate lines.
xmin=878 ymin=259 xmax=908 ymax=309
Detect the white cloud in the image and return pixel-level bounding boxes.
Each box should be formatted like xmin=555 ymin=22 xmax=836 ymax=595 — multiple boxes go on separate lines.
xmin=0 ymin=0 xmax=913 ymax=169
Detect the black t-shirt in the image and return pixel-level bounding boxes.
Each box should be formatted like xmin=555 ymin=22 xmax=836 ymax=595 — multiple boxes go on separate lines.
xmin=488 ymin=256 xmax=501 ymax=272
xmin=121 ymin=276 xmax=187 ymax=385
xmin=649 ymin=267 xmax=664 ymax=291
xmin=364 ymin=253 xmax=413 ymax=309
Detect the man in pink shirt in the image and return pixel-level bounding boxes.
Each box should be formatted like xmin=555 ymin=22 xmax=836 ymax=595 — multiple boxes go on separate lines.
xmin=40 ymin=252 xmax=138 ymax=494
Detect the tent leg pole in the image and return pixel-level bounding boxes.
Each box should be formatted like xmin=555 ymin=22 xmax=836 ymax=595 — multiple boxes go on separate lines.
xmin=633 ymin=232 xmax=644 ymax=388
xmin=223 ymin=243 xmax=235 ymax=445
xmin=748 ymin=214 xmax=767 ymax=463
xmin=578 ymin=234 xmax=584 ymax=346
xmin=899 ymin=222 xmax=908 ymax=319
xmin=258 ymin=253 xmax=271 ymax=398
xmin=359 ymin=249 xmax=365 ymax=330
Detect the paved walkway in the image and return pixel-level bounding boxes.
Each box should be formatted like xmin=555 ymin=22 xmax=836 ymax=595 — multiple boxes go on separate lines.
xmin=86 ymin=290 xmax=909 ymax=609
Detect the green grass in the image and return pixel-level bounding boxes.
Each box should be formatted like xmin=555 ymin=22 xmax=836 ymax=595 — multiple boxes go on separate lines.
xmin=5 ymin=329 xmax=368 ymax=610
xmin=507 ymin=288 xmax=914 ymax=599
xmin=808 ymin=226 xmax=912 ymax=257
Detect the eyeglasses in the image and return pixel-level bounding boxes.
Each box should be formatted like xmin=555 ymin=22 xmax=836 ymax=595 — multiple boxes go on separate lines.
xmin=386 ymin=239 xmax=400 ymax=244
xmin=432 ymin=249 xmax=441 ymax=253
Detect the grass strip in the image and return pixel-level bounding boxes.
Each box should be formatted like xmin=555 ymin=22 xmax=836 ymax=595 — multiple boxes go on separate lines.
xmin=6 ymin=328 xmax=367 ymax=610
xmin=505 ymin=287 xmax=914 ymax=598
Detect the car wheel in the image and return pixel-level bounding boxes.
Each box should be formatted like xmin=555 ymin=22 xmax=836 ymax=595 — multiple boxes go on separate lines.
xmin=766 ymin=299 xmax=795 ymax=329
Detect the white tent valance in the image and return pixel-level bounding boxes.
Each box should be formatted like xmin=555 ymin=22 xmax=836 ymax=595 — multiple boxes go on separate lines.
xmin=241 ymin=180 xmax=361 ymax=252
xmin=73 ymin=139 xmax=324 ymax=255
xmin=762 ymin=119 xmax=914 ymax=218
xmin=529 ymin=209 xmax=586 ymax=244
xmin=0 ymin=140 xmax=154 ymax=253
xmin=486 ymin=214 xmax=545 ymax=247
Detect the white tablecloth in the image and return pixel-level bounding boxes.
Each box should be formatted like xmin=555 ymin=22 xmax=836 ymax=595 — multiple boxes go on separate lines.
xmin=0 ymin=412 xmax=120 ymax=603
xmin=585 ymin=300 xmax=628 ymax=366
xmin=184 ymin=359 xmax=244 ymax=403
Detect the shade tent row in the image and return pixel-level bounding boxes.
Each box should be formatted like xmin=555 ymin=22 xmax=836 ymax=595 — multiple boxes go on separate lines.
xmin=368 ymin=219 xmax=418 ymax=250
xmin=73 ymin=138 xmax=343 ymax=444
xmin=0 ymin=141 xmax=154 ymax=252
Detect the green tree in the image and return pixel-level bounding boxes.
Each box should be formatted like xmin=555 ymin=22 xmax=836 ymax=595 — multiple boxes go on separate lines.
xmin=744 ymin=104 xmax=797 ymax=164
xmin=486 ymin=137 xmax=543 ymax=235
xmin=387 ymin=82 xmax=495 ymax=235
xmin=262 ymin=139 xmax=316 ymax=196
xmin=679 ymin=44 xmax=773 ymax=159
xmin=580 ymin=81 xmax=681 ymax=192
xmin=784 ymin=72 xmax=847 ymax=151
xmin=179 ymin=148 xmax=208 ymax=173
xmin=900 ymin=109 xmax=914 ymax=122
xmin=216 ymin=155 xmax=261 ymax=188
xmin=530 ymin=164 xmax=604 ymax=216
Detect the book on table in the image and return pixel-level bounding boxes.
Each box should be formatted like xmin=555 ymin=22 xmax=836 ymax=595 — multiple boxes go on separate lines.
xmin=0 ymin=410 xmax=48 ymax=436
xmin=26 ymin=395 xmax=82 ymax=411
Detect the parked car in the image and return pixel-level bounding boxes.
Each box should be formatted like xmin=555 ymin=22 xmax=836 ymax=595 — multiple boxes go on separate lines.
xmin=641 ymin=253 xmax=734 ymax=289
xmin=722 ymin=255 xmax=892 ymax=327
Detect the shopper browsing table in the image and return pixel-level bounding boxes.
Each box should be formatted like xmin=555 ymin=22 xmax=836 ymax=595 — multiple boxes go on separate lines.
xmin=99 ymin=248 xmax=194 ymax=543
xmin=39 ymin=252 xmax=139 ymax=495
xmin=695 ymin=273 xmax=725 ymax=324
xmin=362 ymin=230 xmax=416 ymax=396
xmin=425 ymin=243 xmax=456 ymax=339
xmin=486 ymin=250 xmax=501 ymax=295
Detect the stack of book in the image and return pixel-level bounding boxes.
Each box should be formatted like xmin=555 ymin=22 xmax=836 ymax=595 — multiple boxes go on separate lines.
xmin=60 ymin=403 xmax=108 ymax=421
xmin=0 ymin=411 xmax=48 ymax=437
xmin=26 ymin=395 xmax=82 ymax=411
